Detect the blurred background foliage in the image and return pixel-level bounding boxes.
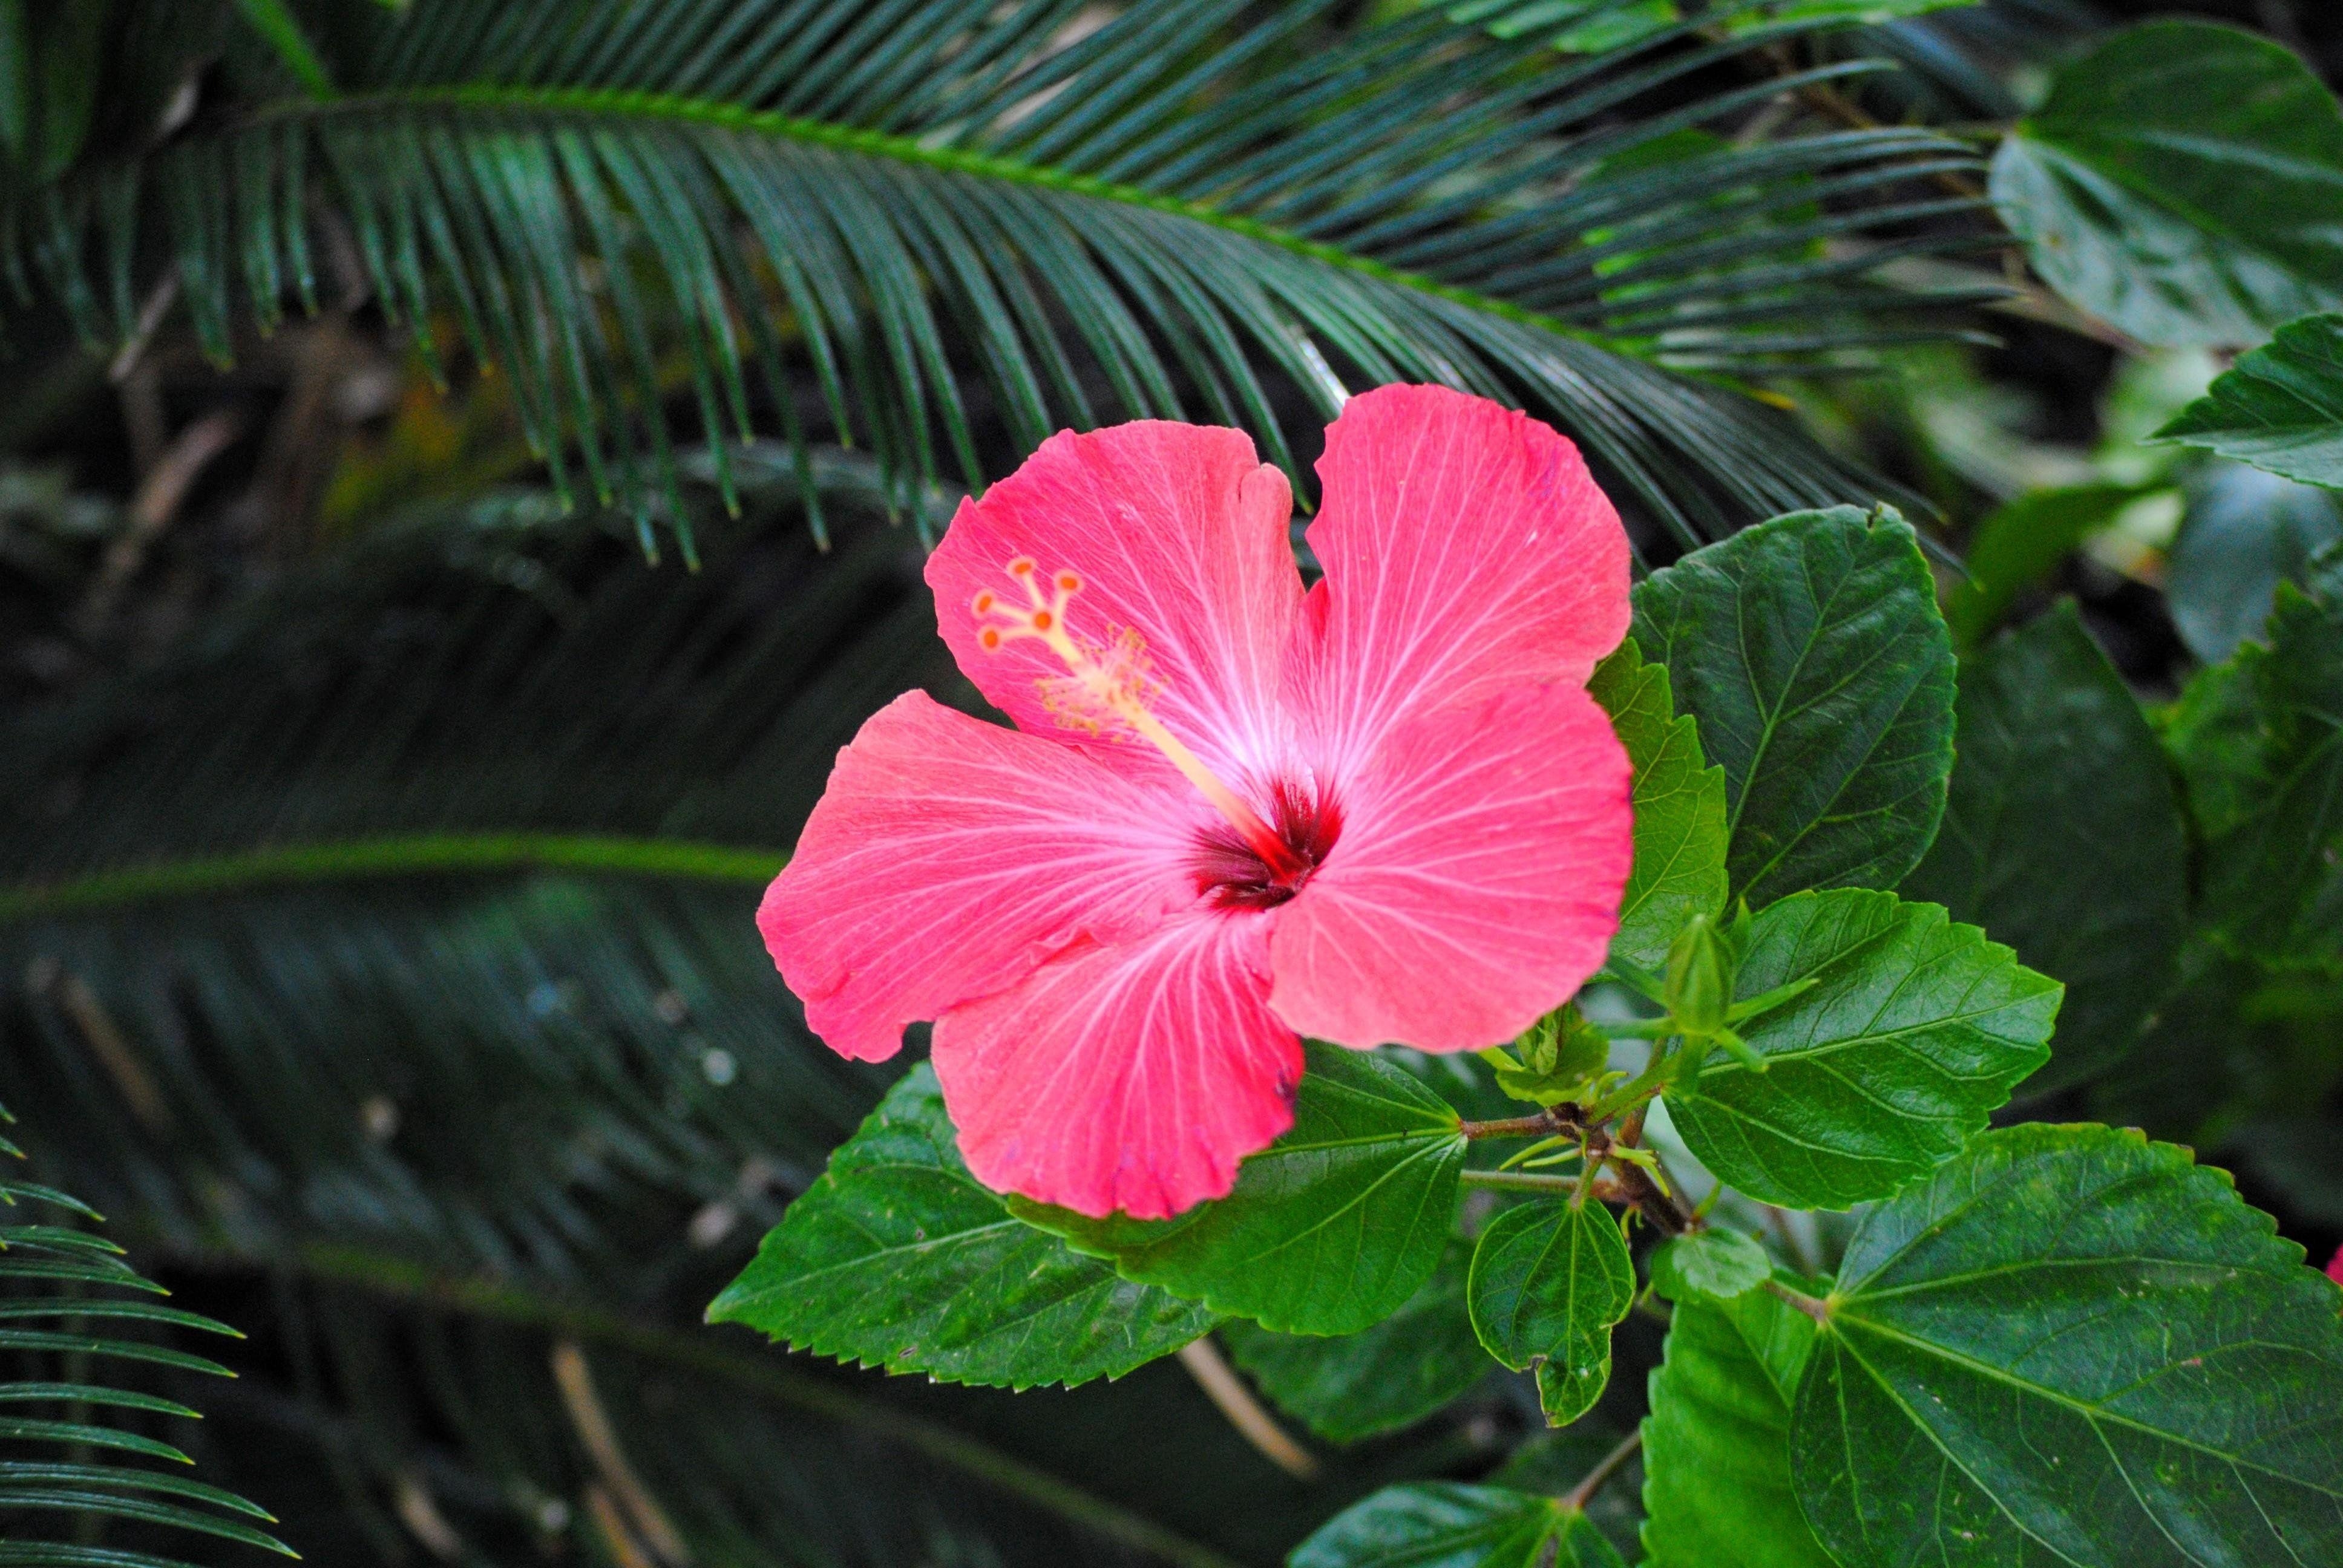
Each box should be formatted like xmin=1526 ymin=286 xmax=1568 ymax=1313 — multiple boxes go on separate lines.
xmin=0 ymin=1 xmax=2337 ymax=1564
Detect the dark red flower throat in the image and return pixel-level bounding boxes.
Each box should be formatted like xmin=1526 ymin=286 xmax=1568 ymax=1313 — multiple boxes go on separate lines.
xmin=1192 ymin=780 xmax=1340 ymax=910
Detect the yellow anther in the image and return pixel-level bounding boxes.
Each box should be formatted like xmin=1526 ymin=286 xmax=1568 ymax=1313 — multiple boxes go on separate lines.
xmin=969 ymin=556 xmax=1302 ymax=877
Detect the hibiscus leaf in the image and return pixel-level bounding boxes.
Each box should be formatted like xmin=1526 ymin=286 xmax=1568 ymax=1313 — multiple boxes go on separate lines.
xmin=1012 ymin=1044 xmax=1466 ymax=1336
xmin=1588 ymin=638 xmax=1729 ymax=972
xmin=1632 ymin=505 xmax=1956 ymax=909
xmin=1219 ymin=1239 xmax=1489 ymax=1445
xmin=1290 ymin=1482 xmax=1627 ymax=1568
xmin=2192 ymin=557 xmax=2343 ymax=973
xmin=1791 ymin=1123 xmax=2343 ymax=1567
xmin=709 ymin=1063 xmax=1213 ymax=1390
xmin=1647 ymin=1226 xmax=1771 ymax=1303
xmin=1662 ymin=888 xmax=2059 ymax=1210
xmin=1467 ymin=1198 xmax=1634 ymax=1426
xmin=1901 ymin=605 xmax=2188 ymax=1090
xmin=2155 ymin=311 xmax=2343 ymax=489
xmin=1640 ymin=1284 xmax=1833 ymax=1568
xmin=1988 ymin=21 xmax=2343 ymax=349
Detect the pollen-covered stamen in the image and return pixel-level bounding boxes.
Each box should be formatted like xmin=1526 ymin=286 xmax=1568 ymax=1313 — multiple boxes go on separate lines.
xmin=972 ymin=558 xmax=1305 ymax=880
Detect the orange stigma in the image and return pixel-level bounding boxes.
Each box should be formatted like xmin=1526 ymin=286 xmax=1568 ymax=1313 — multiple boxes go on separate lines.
xmin=971 ymin=557 xmax=1303 ymax=879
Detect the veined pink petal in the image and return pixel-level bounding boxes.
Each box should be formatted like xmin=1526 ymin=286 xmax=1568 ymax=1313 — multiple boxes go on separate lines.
xmin=1268 ymin=682 xmax=1633 ymax=1053
xmin=925 ymin=422 xmax=1302 ymax=783
xmin=1294 ymin=384 xmax=1630 ymax=771
xmin=932 ymin=913 xmax=1302 ymax=1219
xmin=758 ymin=691 xmax=1203 ymax=1063
xmin=2327 ymin=1245 xmax=2343 ymax=1289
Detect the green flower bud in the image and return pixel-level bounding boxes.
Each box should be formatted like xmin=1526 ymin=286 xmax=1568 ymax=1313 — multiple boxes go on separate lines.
xmin=1663 ymin=913 xmax=1736 ymax=1040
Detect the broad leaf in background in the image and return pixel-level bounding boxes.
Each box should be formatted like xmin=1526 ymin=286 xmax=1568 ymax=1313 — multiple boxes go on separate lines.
xmin=1664 ymin=889 xmax=2059 ymax=1209
xmin=2164 ymin=463 xmax=2343 ymax=662
xmin=2157 ymin=312 xmax=2343 ymax=489
xmin=1290 ymin=1483 xmax=1625 ymax=1568
xmin=1903 ymin=605 xmax=2187 ymax=1088
xmin=1640 ymin=1285 xmax=1832 ymax=1568
xmin=1794 ymin=1123 xmax=2343 ymax=1567
xmin=1633 ymin=505 xmax=1956 ymax=907
xmin=1221 ymin=1240 xmax=1487 ymax=1445
xmin=1647 ymin=1226 xmax=1770 ymax=1302
xmin=710 ymin=1065 xmax=1213 ymax=1390
xmin=1015 ymin=1045 xmax=1466 ymax=1336
xmin=2192 ymin=558 xmax=2343 ymax=973
xmin=1587 ymin=639 xmax=1728 ymax=971
xmin=1939 ymin=483 xmax=2145 ymax=651
xmin=1466 ymin=1198 xmax=1633 ymax=1426
xmin=1990 ymin=21 xmax=2343 ymax=348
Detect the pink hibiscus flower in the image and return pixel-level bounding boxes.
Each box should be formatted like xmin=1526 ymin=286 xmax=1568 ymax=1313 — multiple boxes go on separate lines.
xmin=759 ymin=385 xmax=1634 ymax=1219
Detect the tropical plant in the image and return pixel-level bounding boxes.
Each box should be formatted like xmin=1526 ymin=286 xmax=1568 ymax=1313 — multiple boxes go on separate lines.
xmin=0 ymin=1 xmax=2339 ymax=1566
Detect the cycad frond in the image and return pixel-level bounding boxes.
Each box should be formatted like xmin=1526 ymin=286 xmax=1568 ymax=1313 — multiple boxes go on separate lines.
xmin=0 ymin=1106 xmax=291 ymax=1567
xmin=20 ymin=0 xmax=1991 ymax=552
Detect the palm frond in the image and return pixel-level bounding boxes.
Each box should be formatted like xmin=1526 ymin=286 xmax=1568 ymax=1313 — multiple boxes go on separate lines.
xmin=15 ymin=0 xmax=1993 ymax=554
xmin=0 ymin=1103 xmax=291 ymax=1567
xmin=0 ymin=460 xmax=1471 ymax=1565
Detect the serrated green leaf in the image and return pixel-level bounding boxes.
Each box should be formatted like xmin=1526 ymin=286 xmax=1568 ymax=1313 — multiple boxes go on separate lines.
xmin=2194 ymin=566 xmax=2343 ymax=973
xmin=1793 ymin=1122 xmax=2343 ymax=1567
xmin=1633 ymin=505 xmax=1956 ymax=907
xmin=2157 ymin=312 xmax=2343 ymax=489
xmin=1221 ymin=1240 xmax=1487 ymax=1446
xmin=1989 ymin=22 xmax=2343 ymax=348
xmin=1641 ymin=1285 xmax=1832 ymax=1568
xmin=1467 ymin=1199 xmax=1632 ymax=1426
xmin=1648 ymin=1227 xmax=1769 ymax=1302
xmin=1289 ymin=1483 xmax=1625 ymax=1568
xmin=1902 ymin=605 xmax=2187 ymax=1089
xmin=1588 ymin=639 xmax=1728 ymax=971
xmin=1663 ymin=889 xmax=2059 ymax=1209
xmin=1014 ymin=1044 xmax=1466 ymax=1336
xmin=709 ymin=1064 xmax=1213 ymax=1390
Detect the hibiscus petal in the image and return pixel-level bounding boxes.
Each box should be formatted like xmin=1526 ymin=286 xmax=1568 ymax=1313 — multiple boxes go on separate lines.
xmin=925 ymin=422 xmax=1302 ymax=784
xmin=758 ymin=690 xmax=1203 ymax=1063
xmin=932 ymin=912 xmax=1302 ymax=1220
xmin=1294 ymin=384 xmax=1630 ymax=770
xmin=1268 ymin=682 xmax=1633 ymax=1054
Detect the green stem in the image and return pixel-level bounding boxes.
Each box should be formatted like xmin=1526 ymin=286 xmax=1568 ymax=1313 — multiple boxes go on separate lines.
xmin=1763 ymin=1278 xmax=1830 ymax=1324
xmin=1458 ymin=1169 xmax=1580 ymax=1195
xmin=240 ymin=1245 xmax=1249 ymax=1568
xmin=0 ymin=833 xmax=784 ymax=924
xmin=264 ymin=83 xmax=1619 ymax=354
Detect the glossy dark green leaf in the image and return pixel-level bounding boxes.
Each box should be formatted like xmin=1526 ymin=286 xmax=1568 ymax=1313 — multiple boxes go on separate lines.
xmin=1793 ymin=1122 xmax=2343 ymax=1567
xmin=1641 ymin=1285 xmax=1832 ymax=1568
xmin=1588 ymin=639 xmax=1728 ymax=971
xmin=1221 ymin=1240 xmax=1488 ymax=1445
xmin=2192 ymin=560 xmax=2343 ymax=973
xmin=1633 ymin=505 xmax=1956 ymax=907
xmin=709 ymin=1065 xmax=1213 ymax=1390
xmin=1990 ymin=22 xmax=2343 ymax=347
xmin=1664 ymin=889 xmax=2059 ymax=1209
xmin=1902 ymin=606 xmax=2187 ymax=1088
xmin=1648 ymin=1226 xmax=1770 ymax=1303
xmin=2157 ymin=312 xmax=2343 ymax=489
xmin=1467 ymin=1199 xmax=1633 ymax=1426
xmin=1015 ymin=1045 xmax=1466 ymax=1336
xmin=1492 ymin=1421 xmax=1645 ymax=1561
xmin=1289 ymin=1483 xmax=1625 ymax=1568
xmin=2165 ymin=463 xmax=2343 ymax=663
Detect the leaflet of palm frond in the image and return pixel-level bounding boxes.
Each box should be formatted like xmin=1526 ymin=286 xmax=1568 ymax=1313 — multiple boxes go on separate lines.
xmin=0 ymin=1102 xmax=292 ymax=1566
xmin=17 ymin=0 xmax=1989 ymax=550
